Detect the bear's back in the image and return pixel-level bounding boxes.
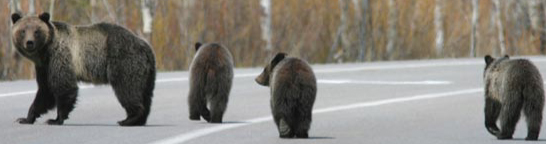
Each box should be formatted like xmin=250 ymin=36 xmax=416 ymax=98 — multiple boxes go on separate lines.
xmin=271 ymin=58 xmax=316 ymax=95
xmin=190 ymin=43 xmax=234 ymax=71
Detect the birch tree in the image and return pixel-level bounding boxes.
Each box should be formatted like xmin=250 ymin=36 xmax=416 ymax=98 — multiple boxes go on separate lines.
xmin=28 ymin=0 xmax=35 ymax=15
xmin=4 ymin=0 xmax=21 ymax=78
xmin=91 ymin=0 xmax=97 ymax=23
xmin=260 ymin=0 xmax=273 ymax=54
xmin=493 ymin=0 xmax=506 ymax=56
xmin=528 ymin=0 xmax=546 ymax=54
xmin=354 ymin=0 xmax=370 ymax=62
xmin=102 ymin=0 xmax=117 ymax=24
xmin=328 ymin=0 xmax=349 ymax=63
xmin=141 ymin=0 xmax=155 ymax=35
xmin=434 ymin=0 xmax=444 ymax=56
xmin=49 ymin=0 xmax=55 ymax=20
xmin=386 ymin=0 xmax=397 ymax=60
xmin=470 ymin=0 xmax=479 ymax=57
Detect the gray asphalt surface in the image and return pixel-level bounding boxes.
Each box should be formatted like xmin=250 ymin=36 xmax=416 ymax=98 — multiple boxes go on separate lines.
xmin=1 ymin=57 xmax=546 ymax=144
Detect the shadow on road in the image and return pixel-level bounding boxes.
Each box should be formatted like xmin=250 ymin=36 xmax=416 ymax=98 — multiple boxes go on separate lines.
xmin=197 ymin=121 xmax=249 ymax=124
xmin=506 ymin=138 xmax=546 ymax=142
xmin=305 ymin=136 xmax=336 ymax=139
xmin=61 ymin=124 xmax=175 ymax=127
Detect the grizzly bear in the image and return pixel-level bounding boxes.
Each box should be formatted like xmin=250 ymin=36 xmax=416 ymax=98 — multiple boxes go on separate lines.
xmin=11 ymin=12 xmax=156 ymax=126
xmin=255 ymin=52 xmax=317 ymax=138
xmin=483 ymin=55 xmax=544 ymax=140
xmin=188 ymin=42 xmax=234 ymax=123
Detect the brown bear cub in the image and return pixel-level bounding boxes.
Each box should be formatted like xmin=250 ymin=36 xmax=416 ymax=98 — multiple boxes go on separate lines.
xmin=188 ymin=42 xmax=234 ymax=123
xmin=11 ymin=13 xmax=156 ymax=126
xmin=483 ymin=55 xmax=544 ymax=140
xmin=255 ymin=53 xmax=317 ymax=138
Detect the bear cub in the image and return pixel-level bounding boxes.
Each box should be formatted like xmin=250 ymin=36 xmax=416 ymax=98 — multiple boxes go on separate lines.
xmin=255 ymin=52 xmax=317 ymax=138
xmin=188 ymin=42 xmax=234 ymax=123
xmin=483 ymin=55 xmax=544 ymax=140
xmin=11 ymin=12 xmax=156 ymax=126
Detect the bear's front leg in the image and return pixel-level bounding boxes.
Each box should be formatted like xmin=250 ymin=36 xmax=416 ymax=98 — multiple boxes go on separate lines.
xmin=47 ymin=84 xmax=78 ymax=125
xmin=17 ymin=66 xmax=56 ymax=124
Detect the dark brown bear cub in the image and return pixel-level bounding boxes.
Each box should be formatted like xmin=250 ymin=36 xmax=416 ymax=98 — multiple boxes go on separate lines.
xmin=11 ymin=13 xmax=156 ymax=126
xmin=483 ymin=55 xmax=544 ymax=140
xmin=188 ymin=42 xmax=234 ymax=123
xmin=255 ymin=53 xmax=317 ymax=138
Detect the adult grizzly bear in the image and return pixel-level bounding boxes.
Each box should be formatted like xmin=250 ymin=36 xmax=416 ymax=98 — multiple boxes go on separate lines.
xmin=188 ymin=42 xmax=234 ymax=123
xmin=255 ymin=53 xmax=317 ymax=138
xmin=11 ymin=12 xmax=156 ymax=126
xmin=483 ymin=55 xmax=544 ymax=140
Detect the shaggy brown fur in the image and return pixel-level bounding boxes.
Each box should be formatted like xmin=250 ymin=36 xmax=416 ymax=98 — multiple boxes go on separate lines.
xmin=188 ymin=42 xmax=234 ymax=123
xmin=256 ymin=52 xmax=317 ymax=138
xmin=483 ymin=55 xmax=544 ymax=140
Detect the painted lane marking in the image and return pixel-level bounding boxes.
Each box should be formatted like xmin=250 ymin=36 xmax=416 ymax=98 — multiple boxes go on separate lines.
xmin=149 ymin=88 xmax=483 ymax=144
xmin=317 ymin=80 xmax=452 ymax=85
xmin=3 ymin=57 xmax=545 ymax=98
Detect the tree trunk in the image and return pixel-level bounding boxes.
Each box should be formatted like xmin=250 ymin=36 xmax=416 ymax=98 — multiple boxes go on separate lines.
xmin=354 ymin=0 xmax=369 ymax=62
xmin=386 ymin=0 xmax=397 ymax=60
xmin=328 ymin=0 xmax=349 ymax=63
xmin=28 ymin=0 xmax=35 ymax=15
xmin=528 ymin=0 xmax=546 ymax=54
xmin=260 ymin=0 xmax=273 ymax=53
xmin=141 ymin=0 xmax=155 ymax=35
xmin=49 ymin=0 xmax=55 ymax=20
xmin=493 ymin=0 xmax=506 ymax=56
xmin=102 ymin=0 xmax=117 ymax=24
xmin=4 ymin=0 xmax=20 ymax=79
xmin=470 ymin=0 xmax=479 ymax=57
xmin=434 ymin=0 xmax=444 ymax=57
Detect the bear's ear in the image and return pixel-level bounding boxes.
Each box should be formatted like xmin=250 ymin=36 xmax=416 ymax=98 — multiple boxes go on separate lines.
xmin=504 ymin=55 xmax=509 ymax=59
xmin=39 ymin=12 xmax=50 ymax=23
xmin=195 ymin=42 xmax=202 ymax=51
xmin=270 ymin=52 xmax=287 ymax=67
xmin=484 ymin=55 xmax=494 ymax=65
xmin=11 ymin=13 xmax=22 ymax=24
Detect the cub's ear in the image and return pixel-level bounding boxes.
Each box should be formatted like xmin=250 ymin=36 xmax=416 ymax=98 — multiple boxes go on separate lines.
xmin=39 ymin=12 xmax=50 ymax=23
xmin=484 ymin=55 xmax=494 ymax=65
xmin=504 ymin=55 xmax=509 ymax=59
xmin=11 ymin=13 xmax=22 ymax=24
xmin=195 ymin=42 xmax=202 ymax=51
xmin=271 ymin=52 xmax=287 ymax=67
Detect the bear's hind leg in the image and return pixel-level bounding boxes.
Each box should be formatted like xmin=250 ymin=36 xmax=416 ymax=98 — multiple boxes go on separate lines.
xmin=294 ymin=108 xmax=312 ymax=138
xmin=279 ymin=118 xmax=295 ymax=138
xmin=484 ymin=97 xmax=501 ymax=135
xmin=209 ymin=93 xmax=228 ymax=123
xmin=497 ymin=98 xmax=523 ymax=140
xmin=111 ymin=83 xmax=148 ymax=126
xmin=188 ymin=88 xmax=209 ymax=121
xmin=523 ymin=92 xmax=544 ymax=141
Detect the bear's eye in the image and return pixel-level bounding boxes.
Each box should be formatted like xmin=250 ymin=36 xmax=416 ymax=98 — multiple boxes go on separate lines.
xmin=34 ymin=31 xmax=39 ymax=36
xmin=21 ymin=30 xmax=25 ymax=35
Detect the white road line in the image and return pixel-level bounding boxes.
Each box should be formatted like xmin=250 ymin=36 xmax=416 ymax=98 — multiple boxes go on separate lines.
xmin=0 ymin=90 xmax=36 ymax=98
xmin=149 ymin=88 xmax=483 ymax=144
xmin=1 ymin=60 xmax=478 ymax=98
xmin=317 ymin=80 xmax=452 ymax=85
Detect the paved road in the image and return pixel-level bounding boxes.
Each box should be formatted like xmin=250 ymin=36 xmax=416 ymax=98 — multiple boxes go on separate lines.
xmin=1 ymin=57 xmax=546 ymax=144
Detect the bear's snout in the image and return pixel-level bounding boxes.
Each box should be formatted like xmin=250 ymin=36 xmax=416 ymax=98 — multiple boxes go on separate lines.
xmin=25 ymin=41 xmax=35 ymax=50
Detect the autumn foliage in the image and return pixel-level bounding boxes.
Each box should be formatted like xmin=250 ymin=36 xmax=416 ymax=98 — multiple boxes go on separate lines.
xmin=0 ymin=0 xmax=544 ymax=80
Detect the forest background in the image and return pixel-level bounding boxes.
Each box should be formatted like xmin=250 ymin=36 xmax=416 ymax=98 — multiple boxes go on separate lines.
xmin=1 ymin=0 xmax=545 ymax=80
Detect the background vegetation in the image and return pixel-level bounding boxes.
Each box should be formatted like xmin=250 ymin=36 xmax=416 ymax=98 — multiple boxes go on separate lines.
xmin=1 ymin=0 xmax=545 ymax=80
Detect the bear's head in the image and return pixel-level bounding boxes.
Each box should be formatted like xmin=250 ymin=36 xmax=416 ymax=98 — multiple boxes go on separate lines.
xmin=255 ymin=52 xmax=287 ymax=86
xmin=11 ymin=12 xmax=53 ymax=62
xmin=483 ymin=54 xmax=509 ymax=77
